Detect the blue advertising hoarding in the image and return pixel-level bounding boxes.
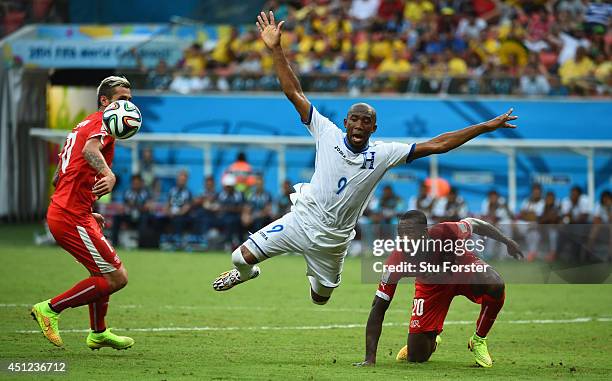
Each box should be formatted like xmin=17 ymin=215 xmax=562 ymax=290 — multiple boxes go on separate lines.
xmin=109 ymin=94 xmax=611 ymax=211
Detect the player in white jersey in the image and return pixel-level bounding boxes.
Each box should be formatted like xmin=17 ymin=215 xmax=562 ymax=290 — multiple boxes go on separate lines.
xmin=212 ymin=11 xmax=519 ymax=305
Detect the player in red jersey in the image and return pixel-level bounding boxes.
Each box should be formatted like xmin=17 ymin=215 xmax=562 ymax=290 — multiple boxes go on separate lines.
xmin=355 ymin=210 xmax=523 ymax=368
xmin=31 ymin=76 xmax=135 ymax=350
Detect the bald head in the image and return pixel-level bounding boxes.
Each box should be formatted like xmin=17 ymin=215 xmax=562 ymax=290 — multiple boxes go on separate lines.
xmin=344 ymin=102 xmax=378 ymax=150
xmin=348 ymin=103 xmax=377 ymax=122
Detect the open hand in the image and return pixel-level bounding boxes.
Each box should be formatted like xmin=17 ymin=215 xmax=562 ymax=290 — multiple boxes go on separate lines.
xmin=482 ymin=108 xmax=518 ymax=131
xmin=92 ymin=173 xmax=116 ymax=197
xmin=506 ymin=238 xmax=524 ymax=260
xmin=256 ymin=11 xmax=285 ymax=49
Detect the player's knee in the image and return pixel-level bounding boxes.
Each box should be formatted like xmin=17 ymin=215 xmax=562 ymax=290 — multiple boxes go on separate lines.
xmin=107 ymin=267 xmax=128 ymax=292
xmin=486 ymin=280 xmax=505 ymax=300
xmin=408 ymin=350 xmax=433 ymax=363
xmin=310 ymin=289 xmax=330 ymax=305
xmin=407 ymin=341 xmax=434 ymax=363
xmin=115 ymin=271 xmax=128 ymax=291
xmin=308 ymin=276 xmax=334 ymax=305
xmin=407 ymin=332 xmax=436 ymax=363
xmin=233 ymin=245 xmax=258 ymax=266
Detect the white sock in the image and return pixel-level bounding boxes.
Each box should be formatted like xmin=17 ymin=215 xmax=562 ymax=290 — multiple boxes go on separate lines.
xmin=231 ymin=247 xmax=255 ymax=281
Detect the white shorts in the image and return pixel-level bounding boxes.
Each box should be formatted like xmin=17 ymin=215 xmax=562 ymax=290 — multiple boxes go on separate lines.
xmin=243 ymin=212 xmax=348 ymax=288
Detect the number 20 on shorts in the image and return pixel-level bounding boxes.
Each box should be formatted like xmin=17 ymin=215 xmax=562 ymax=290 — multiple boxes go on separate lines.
xmin=412 ymin=298 xmax=424 ymax=316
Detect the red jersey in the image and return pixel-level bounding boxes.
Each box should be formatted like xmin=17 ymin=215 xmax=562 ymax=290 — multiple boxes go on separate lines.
xmin=51 ymin=111 xmax=115 ymax=215
xmin=376 ymin=220 xmax=474 ymax=302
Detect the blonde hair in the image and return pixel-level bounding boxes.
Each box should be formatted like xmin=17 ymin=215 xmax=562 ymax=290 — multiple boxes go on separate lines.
xmin=97 ymin=76 xmax=131 ymax=107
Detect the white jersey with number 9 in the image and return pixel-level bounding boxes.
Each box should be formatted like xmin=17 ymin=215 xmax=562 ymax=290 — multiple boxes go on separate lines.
xmin=291 ymin=106 xmax=416 ymax=248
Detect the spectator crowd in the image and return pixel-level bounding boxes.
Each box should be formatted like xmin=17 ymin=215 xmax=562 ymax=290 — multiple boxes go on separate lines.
xmin=135 ymin=0 xmax=611 ymax=96
xmin=360 ymin=181 xmax=610 ymax=263
xmin=100 ymin=152 xmax=286 ymax=252
xmin=3 ymin=1 xmax=609 ymax=96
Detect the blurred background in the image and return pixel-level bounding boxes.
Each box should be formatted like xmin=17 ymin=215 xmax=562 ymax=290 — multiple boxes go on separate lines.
xmin=0 ymin=0 xmax=610 ymax=260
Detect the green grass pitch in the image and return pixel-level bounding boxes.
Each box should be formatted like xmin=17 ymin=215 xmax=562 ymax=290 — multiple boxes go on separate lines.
xmin=1 ymin=224 xmax=611 ymax=380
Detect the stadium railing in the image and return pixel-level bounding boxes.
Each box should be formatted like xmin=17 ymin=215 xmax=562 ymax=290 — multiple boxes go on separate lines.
xmin=120 ymin=68 xmax=606 ymax=96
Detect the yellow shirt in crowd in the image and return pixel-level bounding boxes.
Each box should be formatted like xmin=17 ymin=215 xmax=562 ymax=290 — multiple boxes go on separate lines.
xmin=559 ymin=57 xmax=595 ymax=85
xmin=594 ymin=61 xmax=611 ymax=83
xmin=378 ymin=57 xmax=412 ymax=74
xmin=448 ymin=57 xmax=468 ymax=76
xmin=404 ymin=0 xmax=434 ymax=23
xmin=371 ymin=40 xmax=393 ymax=60
xmin=355 ymin=40 xmax=370 ymax=62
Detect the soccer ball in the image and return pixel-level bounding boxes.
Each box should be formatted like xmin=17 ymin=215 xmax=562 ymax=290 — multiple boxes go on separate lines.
xmin=102 ymin=100 xmax=142 ymax=139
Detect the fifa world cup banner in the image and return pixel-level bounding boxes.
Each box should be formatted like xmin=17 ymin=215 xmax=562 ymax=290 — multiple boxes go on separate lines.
xmin=6 ymin=40 xmax=186 ymax=68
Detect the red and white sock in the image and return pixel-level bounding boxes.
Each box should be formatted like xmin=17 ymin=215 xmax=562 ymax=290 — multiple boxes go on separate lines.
xmin=88 ymin=295 xmax=109 ymax=332
xmin=476 ymin=292 xmax=505 ymax=338
xmin=50 ymin=276 xmax=111 ymax=313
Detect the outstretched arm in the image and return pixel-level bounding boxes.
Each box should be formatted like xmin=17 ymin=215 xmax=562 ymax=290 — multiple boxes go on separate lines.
xmin=410 ymin=109 xmax=518 ymax=161
xmin=354 ymin=296 xmax=390 ymax=366
xmin=256 ymin=11 xmax=311 ymax=123
xmin=464 ymin=217 xmax=524 ymax=259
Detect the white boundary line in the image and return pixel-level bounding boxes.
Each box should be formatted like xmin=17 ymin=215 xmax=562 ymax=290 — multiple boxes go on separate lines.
xmin=0 ymin=303 xmax=373 ymax=313
xmin=10 ymin=317 xmax=612 ymax=334
xmin=0 ymin=304 xmax=579 ymax=315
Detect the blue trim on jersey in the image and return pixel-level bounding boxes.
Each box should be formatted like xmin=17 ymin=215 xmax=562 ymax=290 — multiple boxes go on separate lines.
xmin=302 ymin=104 xmax=314 ymax=125
xmin=343 ymin=135 xmax=369 ymax=154
xmin=248 ymin=236 xmax=270 ymax=258
xmin=406 ymin=143 xmax=416 ymax=163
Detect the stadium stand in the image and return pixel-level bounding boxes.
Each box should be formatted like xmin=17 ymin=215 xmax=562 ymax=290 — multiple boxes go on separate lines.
xmin=124 ymin=0 xmax=611 ymax=96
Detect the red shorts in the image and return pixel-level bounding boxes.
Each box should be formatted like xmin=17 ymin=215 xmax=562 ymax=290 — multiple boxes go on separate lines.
xmin=47 ymin=203 xmax=122 ymax=275
xmin=409 ymin=254 xmax=488 ymax=334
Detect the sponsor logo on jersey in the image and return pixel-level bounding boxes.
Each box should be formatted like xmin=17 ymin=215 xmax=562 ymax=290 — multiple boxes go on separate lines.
xmin=334 ymin=145 xmax=347 ymax=160
xmin=381 ymin=271 xmax=391 ymax=283
xmin=410 ymin=320 xmax=420 ymax=328
xmin=258 ymin=231 xmax=269 ymax=241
